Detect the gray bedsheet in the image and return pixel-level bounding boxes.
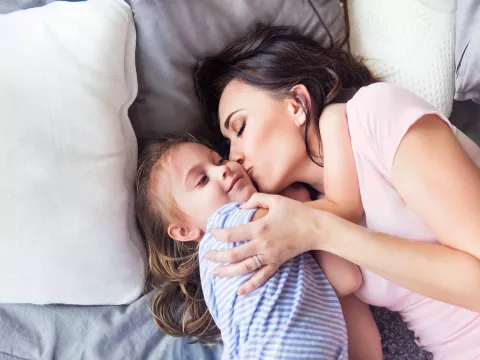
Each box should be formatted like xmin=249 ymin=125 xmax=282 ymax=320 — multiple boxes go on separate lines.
xmin=0 ymin=292 xmax=222 ymax=360
xmin=0 ymin=293 xmax=434 ymax=360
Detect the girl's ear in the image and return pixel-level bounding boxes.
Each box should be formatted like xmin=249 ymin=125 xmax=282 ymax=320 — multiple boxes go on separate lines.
xmin=168 ymin=223 xmax=203 ymax=242
xmin=288 ymin=84 xmax=311 ymax=127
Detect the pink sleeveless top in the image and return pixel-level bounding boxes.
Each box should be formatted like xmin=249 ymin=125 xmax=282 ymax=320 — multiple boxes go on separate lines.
xmin=346 ymin=83 xmax=480 ymax=360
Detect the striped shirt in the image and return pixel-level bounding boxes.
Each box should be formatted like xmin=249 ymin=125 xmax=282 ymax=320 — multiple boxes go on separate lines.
xmin=199 ymin=203 xmax=348 ymax=360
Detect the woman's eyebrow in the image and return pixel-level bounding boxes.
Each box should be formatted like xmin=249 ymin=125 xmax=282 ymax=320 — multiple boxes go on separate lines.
xmin=224 ymin=109 xmax=243 ymax=130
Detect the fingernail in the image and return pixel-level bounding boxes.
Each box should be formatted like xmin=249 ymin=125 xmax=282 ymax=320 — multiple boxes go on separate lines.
xmin=204 ymin=253 xmax=211 ymax=260
xmin=212 ymin=269 xmax=219 ymax=276
xmin=237 ymin=288 xmax=246 ymax=296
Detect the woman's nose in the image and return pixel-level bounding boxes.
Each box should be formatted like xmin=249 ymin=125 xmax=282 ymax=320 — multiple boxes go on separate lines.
xmin=229 ymin=147 xmax=245 ymax=165
xmin=229 ymin=141 xmax=245 ymax=165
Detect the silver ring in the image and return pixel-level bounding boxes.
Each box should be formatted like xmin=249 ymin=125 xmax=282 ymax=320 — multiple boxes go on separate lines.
xmin=253 ymin=255 xmax=262 ymax=269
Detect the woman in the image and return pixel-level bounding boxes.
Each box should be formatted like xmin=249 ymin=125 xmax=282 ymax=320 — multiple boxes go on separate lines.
xmin=195 ymin=25 xmax=480 ymax=359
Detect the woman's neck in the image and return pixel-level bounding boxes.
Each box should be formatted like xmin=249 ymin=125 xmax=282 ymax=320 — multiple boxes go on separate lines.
xmin=293 ymin=114 xmax=326 ymax=193
xmin=295 ymin=103 xmax=347 ymax=194
xmin=295 ymin=156 xmax=325 ymax=194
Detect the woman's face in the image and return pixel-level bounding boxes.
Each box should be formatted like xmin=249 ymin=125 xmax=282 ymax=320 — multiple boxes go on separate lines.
xmin=218 ymin=80 xmax=307 ymax=193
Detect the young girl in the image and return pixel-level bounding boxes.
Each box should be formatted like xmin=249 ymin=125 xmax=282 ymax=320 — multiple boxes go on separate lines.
xmin=135 ymin=135 xmax=381 ymax=359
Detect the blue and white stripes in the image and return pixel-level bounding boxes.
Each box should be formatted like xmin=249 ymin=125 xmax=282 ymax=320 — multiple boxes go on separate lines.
xmin=199 ymin=203 xmax=348 ymax=360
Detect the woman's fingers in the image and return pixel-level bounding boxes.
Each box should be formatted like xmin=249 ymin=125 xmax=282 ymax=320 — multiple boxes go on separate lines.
xmin=211 ymin=223 xmax=252 ymax=243
xmin=205 ymin=240 xmax=257 ymax=263
xmin=240 ymin=193 xmax=280 ymax=209
xmin=237 ymin=264 xmax=279 ymax=295
xmin=212 ymin=256 xmax=262 ymax=277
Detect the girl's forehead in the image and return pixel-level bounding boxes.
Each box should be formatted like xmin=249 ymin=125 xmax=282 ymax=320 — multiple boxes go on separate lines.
xmin=167 ymin=143 xmax=215 ymax=178
xmin=149 ymin=160 xmax=172 ymax=202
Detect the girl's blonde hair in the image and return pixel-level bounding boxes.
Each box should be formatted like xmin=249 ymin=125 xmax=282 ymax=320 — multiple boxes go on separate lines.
xmin=135 ymin=134 xmax=220 ymax=344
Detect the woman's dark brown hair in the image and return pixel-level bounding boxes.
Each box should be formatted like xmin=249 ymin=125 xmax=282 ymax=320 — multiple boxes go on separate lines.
xmin=194 ymin=24 xmax=377 ymax=165
xmin=135 ymin=134 xmax=220 ymax=344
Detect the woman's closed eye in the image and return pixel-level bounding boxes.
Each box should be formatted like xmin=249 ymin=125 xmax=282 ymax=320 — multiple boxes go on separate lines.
xmin=236 ymin=120 xmax=246 ymax=138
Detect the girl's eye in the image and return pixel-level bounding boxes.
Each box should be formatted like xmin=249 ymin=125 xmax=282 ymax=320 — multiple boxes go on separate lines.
xmin=197 ymin=175 xmax=208 ymax=187
xmin=236 ymin=120 xmax=246 ymax=138
xmin=217 ymin=158 xmax=227 ymax=165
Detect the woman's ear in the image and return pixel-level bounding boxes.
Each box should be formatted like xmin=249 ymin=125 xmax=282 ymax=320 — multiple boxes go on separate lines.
xmin=288 ymin=84 xmax=311 ymax=127
xmin=168 ymin=223 xmax=203 ymax=242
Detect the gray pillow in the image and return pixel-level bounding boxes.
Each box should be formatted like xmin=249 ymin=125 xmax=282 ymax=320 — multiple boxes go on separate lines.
xmin=127 ymin=0 xmax=346 ymax=143
xmin=0 ymin=0 xmax=50 ymax=13
xmin=455 ymin=0 xmax=480 ymax=103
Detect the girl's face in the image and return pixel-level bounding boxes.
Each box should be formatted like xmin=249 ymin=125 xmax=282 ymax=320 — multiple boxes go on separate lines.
xmin=218 ymin=80 xmax=308 ymax=193
xmin=156 ymin=142 xmax=256 ymax=232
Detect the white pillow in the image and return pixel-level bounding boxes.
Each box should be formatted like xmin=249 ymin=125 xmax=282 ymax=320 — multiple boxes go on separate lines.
xmin=0 ymin=0 xmax=146 ymax=305
xmin=347 ymin=0 xmax=456 ymax=116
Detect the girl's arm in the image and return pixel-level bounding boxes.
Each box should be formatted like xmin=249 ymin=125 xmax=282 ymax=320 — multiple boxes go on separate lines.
xmin=209 ymin=116 xmax=480 ymax=311
xmin=313 ymin=251 xmax=362 ymax=297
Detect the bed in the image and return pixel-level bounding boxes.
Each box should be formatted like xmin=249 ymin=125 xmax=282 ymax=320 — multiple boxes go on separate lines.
xmin=0 ymin=1 xmax=478 ymax=360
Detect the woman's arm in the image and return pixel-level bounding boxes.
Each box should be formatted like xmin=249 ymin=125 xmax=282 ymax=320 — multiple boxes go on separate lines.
xmin=316 ymin=103 xmax=364 ymax=223
xmin=318 ymin=115 xmax=480 ymax=310
xmin=207 ymin=116 xmax=480 ymax=310
xmin=323 ymin=215 xmax=480 ymax=311
xmin=343 ymin=114 xmax=480 ymax=310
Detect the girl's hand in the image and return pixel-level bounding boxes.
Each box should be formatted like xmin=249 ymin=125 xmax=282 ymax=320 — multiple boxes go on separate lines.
xmin=206 ymin=193 xmax=325 ymax=295
xmin=278 ymin=183 xmax=311 ymax=202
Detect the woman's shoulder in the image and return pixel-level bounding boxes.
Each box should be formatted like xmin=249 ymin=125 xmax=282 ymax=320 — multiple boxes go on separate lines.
xmin=321 ymin=83 xmax=409 ymax=125
xmin=350 ymin=82 xmax=413 ymax=107
xmin=319 ymin=103 xmax=346 ymax=126
xmin=348 ymin=82 xmax=436 ymax=115
xmin=346 ymin=82 xmax=452 ymax=171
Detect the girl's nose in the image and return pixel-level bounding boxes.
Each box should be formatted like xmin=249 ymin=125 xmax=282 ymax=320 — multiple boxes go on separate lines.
xmin=221 ymin=163 xmax=230 ymax=179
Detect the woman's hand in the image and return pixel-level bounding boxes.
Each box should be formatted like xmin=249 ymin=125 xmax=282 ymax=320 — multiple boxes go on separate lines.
xmin=206 ymin=193 xmax=324 ymax=295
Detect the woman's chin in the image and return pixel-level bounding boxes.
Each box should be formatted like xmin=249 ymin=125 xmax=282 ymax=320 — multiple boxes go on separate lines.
xmin=253 ymin=172 xmax=284 ymax=194
xmin=256 ymin=182 xmax=282 ymax=195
